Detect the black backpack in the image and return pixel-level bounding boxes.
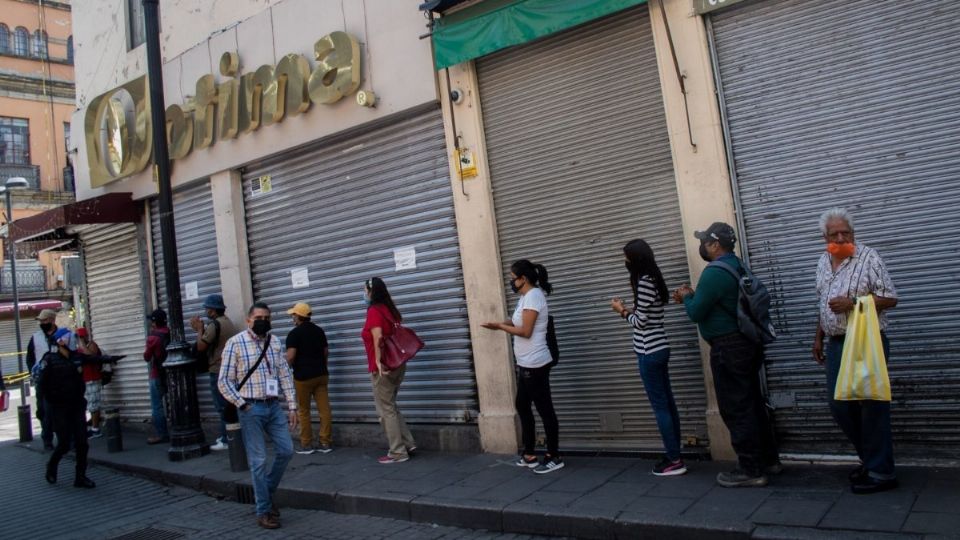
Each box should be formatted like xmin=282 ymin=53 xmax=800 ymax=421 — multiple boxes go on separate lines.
xmin=39 ymin=351 xmax=84 ymax=406
xmin=708 ymin=259 xmax=777 ymax=345
xmin=546 ymin=315 xmax=560 ymax=367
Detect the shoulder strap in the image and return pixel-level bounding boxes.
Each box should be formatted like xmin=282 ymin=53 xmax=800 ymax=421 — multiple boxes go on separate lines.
xmin=375 ymin=304 xmax=400 ymax=327
xmin=237 ymin=335 xmax=271 ymax=391
xmin=707 ymin=260 xmax=742 ymax=319
xmin=207 ymin=319 xmax=222 ymax=358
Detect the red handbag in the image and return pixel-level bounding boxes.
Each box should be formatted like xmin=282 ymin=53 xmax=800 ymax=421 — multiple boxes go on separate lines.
xmin=377 ymin=306 xmax=424 ymax=370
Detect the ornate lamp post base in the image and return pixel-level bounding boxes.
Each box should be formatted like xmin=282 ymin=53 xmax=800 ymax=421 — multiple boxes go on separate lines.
xmin=163 ymin=344 xmax=209 ymax=462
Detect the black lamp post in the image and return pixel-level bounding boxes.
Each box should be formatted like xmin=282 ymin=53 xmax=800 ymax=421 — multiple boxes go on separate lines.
xmin=142 ymin=0 xmax=208 ymax=461
xmin=1 ymin=176 xmax=31 ymax=442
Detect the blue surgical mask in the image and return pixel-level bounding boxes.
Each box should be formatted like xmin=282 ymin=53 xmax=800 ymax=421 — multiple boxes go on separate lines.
xmin=363 ymin=293 xmax=371 ymax=306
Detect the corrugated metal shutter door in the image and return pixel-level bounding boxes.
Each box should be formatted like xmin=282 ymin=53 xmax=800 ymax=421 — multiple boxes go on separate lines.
xmin=711 ymin=0 xmax=960 ymax=456
xmin=476 ymin=6 xmax=709 ymax=451
xmin=0 ymin=318 xmax=31 ymax=377
xmin=149 ymin=180 xmax=222 ymax=420
xmin=242 ymin=106 xmax=478 ymax=424
xmin=81 ymin=224 xmax=150 ymax=420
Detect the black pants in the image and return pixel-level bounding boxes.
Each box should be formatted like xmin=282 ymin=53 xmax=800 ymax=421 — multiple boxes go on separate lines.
xmin=47 ymin=402 xmax=89 ymax=481
xmin=37 ymin=394 xmax=53 ymax=446
xmin=709 ymin=333 xmax=778 ymax=476
xmin=516 ymin=365 xmax=560 ymax=456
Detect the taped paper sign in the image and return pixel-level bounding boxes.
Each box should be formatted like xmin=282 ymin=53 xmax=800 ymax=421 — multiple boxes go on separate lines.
xmin=394 ymin=246 xmax=417 ymax=271
xmin=291 ymin=267 xmax=310 ymax=289
xmin=184 ymin=281 xmax=199 ymax=300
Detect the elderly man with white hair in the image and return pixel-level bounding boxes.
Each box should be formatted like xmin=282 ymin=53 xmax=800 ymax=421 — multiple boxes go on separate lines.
xmin=812 ymin=207 xmax=899 ymax=494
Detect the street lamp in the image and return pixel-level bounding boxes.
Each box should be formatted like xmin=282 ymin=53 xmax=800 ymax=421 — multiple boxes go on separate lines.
xmin=142 ymin=0 xmax=208 ymax=461
xmin=1 ymin=176 xmax=32 ymax=442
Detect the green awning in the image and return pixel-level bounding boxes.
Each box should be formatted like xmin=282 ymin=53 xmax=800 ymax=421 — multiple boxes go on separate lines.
xmin=432 ymin=0 xmax=649 ymax=70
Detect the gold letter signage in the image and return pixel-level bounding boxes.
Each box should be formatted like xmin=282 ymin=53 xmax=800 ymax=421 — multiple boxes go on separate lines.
xmin=85 ymin=31 xmax=363 ymax=186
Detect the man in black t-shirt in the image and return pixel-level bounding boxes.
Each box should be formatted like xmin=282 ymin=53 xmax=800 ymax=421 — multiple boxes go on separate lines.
xmin=285 ymin=302 xmax=332 ymax=454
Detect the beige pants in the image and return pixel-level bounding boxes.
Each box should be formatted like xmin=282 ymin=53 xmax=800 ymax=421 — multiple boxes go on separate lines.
xmin=371 ymin=365 xmax=415 ymax=458
xmin=294 ymin=375 xmax=332 ymax=446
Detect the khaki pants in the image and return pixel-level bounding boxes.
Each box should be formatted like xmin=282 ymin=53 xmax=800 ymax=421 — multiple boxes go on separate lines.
xmin=371 ymin=365 xmax=415 ymax=459
xmin=294 ymin=375 xmax=333 ymax=446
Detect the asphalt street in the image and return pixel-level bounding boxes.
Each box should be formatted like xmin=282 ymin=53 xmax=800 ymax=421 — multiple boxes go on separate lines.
xmin=0 ymin=399 xmax=563 ymax=540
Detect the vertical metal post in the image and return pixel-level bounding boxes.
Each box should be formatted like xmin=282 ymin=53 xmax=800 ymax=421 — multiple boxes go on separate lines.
xmin=4 ymin=189 xmax=31 ymax=441
xmin=142 ymin=0 xmax=208 ymax=461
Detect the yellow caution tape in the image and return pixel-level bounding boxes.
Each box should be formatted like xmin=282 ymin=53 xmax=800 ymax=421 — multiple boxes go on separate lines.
xmin=2 ymin=372 xmax=30 ymax=385
xmin=0 ymin=351 xmax=27 ymax=357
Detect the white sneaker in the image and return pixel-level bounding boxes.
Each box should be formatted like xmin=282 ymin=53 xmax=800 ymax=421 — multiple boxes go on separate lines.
xmin=210 ymin=437 xmax=229 ymax=451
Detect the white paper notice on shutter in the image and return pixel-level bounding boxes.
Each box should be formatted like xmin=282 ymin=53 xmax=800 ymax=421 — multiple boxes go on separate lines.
xmin=291 ymin=267 xmax=309 ymax=289
xmin=184 ymin=281 xmax=199 ymax=300
xmin=394 ymin=246 xmax=417 ymax=271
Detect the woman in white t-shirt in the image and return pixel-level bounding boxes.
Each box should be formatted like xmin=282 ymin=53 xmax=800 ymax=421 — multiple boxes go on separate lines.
xmin=482 ymin=259 xmax=563 ymax=474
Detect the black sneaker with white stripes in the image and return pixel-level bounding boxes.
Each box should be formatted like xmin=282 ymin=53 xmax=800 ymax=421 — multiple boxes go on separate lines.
xmin=533 ymin=455 xmax=564 ymax=474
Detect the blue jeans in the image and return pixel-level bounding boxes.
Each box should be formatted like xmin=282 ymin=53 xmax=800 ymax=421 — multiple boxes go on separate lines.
xmin=826 ymin=334 xmax=895 ymax=480
xmin=148 ymin=377 xmax=168 ymax=439
xmin=637 ymin=348 xmax=682 ymax=460
xmin=209 ymin=373 xmax=227 ymax=441
xmin=239 ymin=401 xmax=294 ymax=516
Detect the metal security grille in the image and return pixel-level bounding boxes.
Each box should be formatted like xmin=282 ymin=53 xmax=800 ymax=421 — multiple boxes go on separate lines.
xmin=710 ymin=0 xmax=960 ymax=456
xmin=477 ymin=6 xmax=709 ymax=452
xmin=149 ymin=180 xmax=222 ymax=420
xmin=81 ymin=223 xmax=151 ymax=420
xmin=241 ymin=105 xmax=478 ymax=424
xmin=0 ymin=318 xmax=31 ymax=377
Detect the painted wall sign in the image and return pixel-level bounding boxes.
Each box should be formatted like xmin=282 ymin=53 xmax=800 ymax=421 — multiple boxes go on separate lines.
xmin=84 ymin=31 xmax=363 ymax=188
xmin=694 ymin=0 xmax=748 ymax=15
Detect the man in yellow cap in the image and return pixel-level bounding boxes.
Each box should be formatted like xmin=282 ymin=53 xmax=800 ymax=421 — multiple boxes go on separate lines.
xmin=285 ymin=302 xmax=332 ymax=454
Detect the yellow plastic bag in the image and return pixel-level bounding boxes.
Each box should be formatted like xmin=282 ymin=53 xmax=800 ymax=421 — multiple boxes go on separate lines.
xmin=834 ymin=295 xmax=891 ymax=401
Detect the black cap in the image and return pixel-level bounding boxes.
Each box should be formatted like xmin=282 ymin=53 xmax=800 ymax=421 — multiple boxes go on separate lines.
xmin=694 ymin=222 xmax=736 ymax=248
xmin=148 ymin=308 xmax=168 ymax=323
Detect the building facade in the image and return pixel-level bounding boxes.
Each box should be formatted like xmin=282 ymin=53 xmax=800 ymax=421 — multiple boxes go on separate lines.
xmin=0 ymin=0 xmax=76 ymax=377
xmin=51 ymin=0 xmax=959 ymax=460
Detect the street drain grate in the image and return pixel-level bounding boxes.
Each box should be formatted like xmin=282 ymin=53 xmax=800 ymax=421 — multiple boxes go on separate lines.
xmin=107 ymin=527 xmax=185 ymax=540
xmin=236 ymin=484 xmax=255 ymax=504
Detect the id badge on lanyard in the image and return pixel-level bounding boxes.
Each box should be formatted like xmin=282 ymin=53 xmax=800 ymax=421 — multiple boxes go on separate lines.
xmin=266 ymin=378 xmax=279 ymax=397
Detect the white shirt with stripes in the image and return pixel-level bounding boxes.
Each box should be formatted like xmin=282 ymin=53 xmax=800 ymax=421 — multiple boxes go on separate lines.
xmin=626 ymin=275 xmax=669 ymax=355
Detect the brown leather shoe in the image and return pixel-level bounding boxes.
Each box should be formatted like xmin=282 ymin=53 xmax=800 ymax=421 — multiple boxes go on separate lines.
xmin=257 ymin=514 xmax=280 ymax=529
xmin=146 ymin=436 xmax=169 ymax=445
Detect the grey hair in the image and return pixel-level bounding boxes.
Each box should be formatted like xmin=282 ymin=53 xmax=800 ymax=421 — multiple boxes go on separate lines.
xmin=819 ymin=207 xmax=855 ymax=235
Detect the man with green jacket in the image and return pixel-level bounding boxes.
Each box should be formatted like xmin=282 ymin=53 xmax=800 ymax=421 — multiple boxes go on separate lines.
xmin=673 ymin=222 xmax=779 ymax=488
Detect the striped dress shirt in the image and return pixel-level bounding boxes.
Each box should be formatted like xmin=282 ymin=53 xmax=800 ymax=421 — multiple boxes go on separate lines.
xmin=626 ymin=275 xmax=670 ymax=355
xmin=218 ymin=330 xmax=296 ymax=410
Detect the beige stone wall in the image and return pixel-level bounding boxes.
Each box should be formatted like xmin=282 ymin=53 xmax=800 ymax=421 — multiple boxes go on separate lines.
xmin=71 ymin=0 xmax=439 ymax=202
xmin=648 ymin=0 xmax=737 ymax=460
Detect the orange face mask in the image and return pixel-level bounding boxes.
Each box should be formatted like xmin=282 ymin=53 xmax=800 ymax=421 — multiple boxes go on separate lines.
xmin=826 ymin=242 xmax=855 ymax=259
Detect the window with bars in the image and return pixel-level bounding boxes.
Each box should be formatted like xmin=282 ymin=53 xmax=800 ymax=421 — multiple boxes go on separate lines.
xmin=14 ymin=27 xmax=29 ymax=56
xmin=0 ymin=117 xmax=31 ymax=165
xmin=32 ymin=30 xmax=48 ymax=58
xmin=0 ymin=24 xmax=10 ymax=54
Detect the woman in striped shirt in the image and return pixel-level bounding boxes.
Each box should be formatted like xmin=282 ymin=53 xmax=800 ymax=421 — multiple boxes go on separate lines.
xmin=611 ymin=239 xmax=686 ymax=476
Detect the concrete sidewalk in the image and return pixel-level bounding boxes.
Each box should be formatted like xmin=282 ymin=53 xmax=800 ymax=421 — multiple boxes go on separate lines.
xmin=17 ymin=434 xmax=958 ymax=540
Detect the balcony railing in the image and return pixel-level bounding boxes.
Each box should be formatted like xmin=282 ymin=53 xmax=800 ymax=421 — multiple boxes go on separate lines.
xmin=0 ymin=267 xmax=48 ymax=293
xmin=0 ymin=164 xmax=41 ymax=190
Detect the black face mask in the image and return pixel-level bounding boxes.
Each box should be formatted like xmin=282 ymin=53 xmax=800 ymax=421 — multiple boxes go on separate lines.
xmin=252 ymin=319 xmax=271 ymax=337
xmin=699 ymin=243 xmax=711 ymax=262
xmin=509 ymin=279 xmax=521 ymax=294
xmin=40 ymin=322 xmax=54 ymax=333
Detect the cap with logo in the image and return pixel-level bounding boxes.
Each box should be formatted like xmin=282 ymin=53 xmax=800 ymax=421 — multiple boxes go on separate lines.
xmin=694 ymin=222 xmax=737 ymax=249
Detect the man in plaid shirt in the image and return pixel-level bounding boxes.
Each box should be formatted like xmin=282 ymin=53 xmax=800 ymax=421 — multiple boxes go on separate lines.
xmin=219 ymin=301 xmax=297 ymax=530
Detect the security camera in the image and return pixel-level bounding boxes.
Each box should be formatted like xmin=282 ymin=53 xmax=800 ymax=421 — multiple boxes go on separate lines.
xmin=450 ymin=88 xmax=465 ymax=105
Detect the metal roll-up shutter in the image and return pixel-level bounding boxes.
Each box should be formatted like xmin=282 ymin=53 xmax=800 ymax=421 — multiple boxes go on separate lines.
xmin=710 ymin=0 xmax=960 ymax=456
xmin=0 ymin=318 xmax=31 ymax=377
xmin=149 ymin=179 xmax=222 ymax=420
xmin=81 ymin=223 xmax=151 ymax=420
xmin=242 ymin=105 xmax=478 ymax=424
xmin=477 ymin=6 xmax=709 ymax=452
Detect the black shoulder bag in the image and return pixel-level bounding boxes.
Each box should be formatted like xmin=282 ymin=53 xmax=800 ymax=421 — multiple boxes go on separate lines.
xmin=194 ymin=319 xmax=222 ymax=374
xmin=222 ymin=335 xmax=271 ymax=424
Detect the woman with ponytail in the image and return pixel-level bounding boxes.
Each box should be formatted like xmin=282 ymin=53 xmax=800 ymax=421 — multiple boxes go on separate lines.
xmin=611 ymin=239 xmax=686 ymax=476
xmin=483 ymin=259 xmax=563 ymax=474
